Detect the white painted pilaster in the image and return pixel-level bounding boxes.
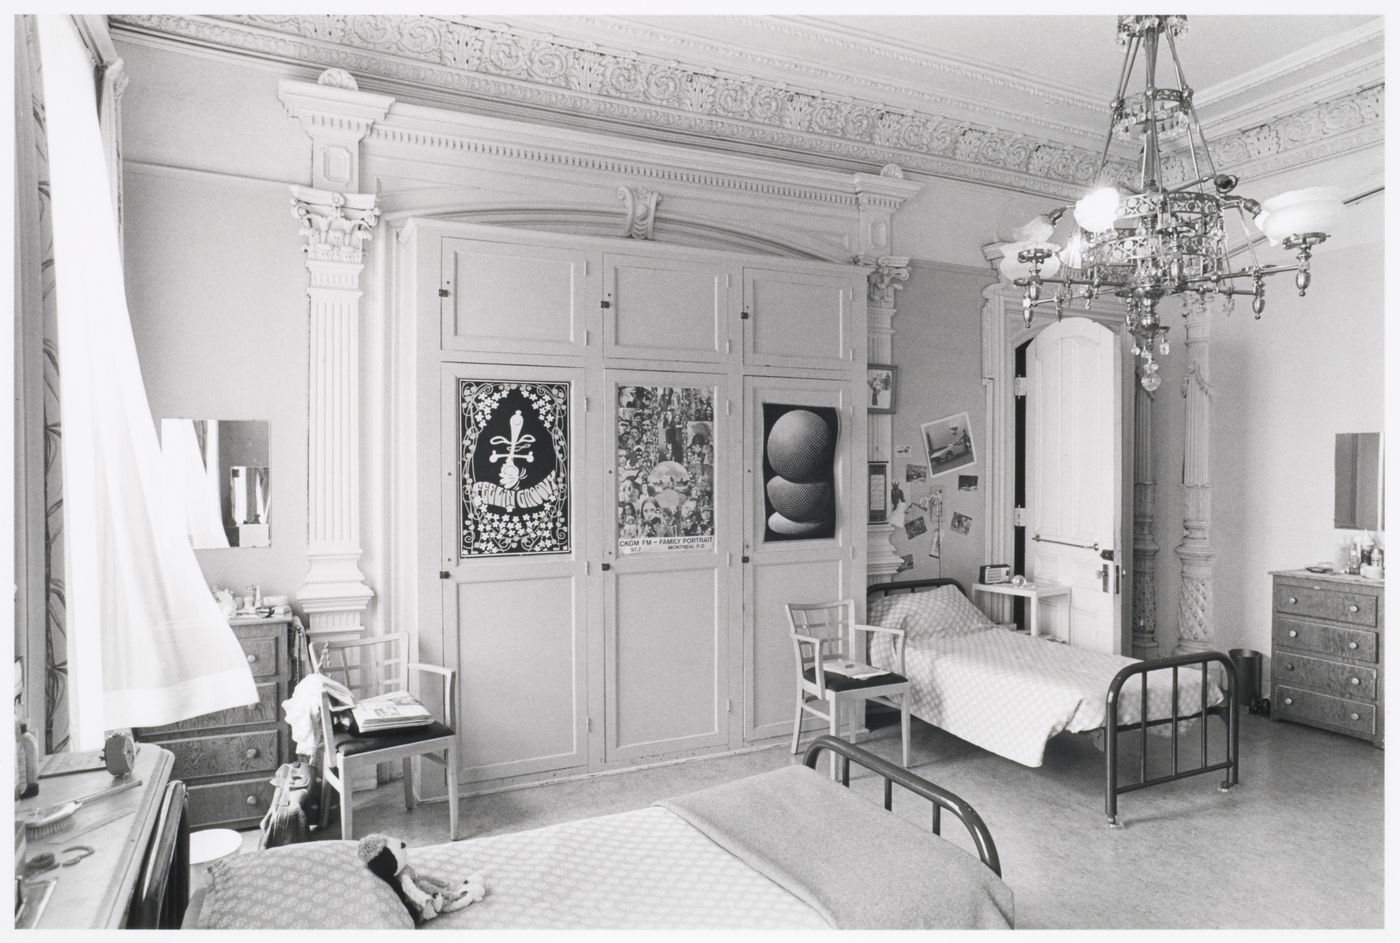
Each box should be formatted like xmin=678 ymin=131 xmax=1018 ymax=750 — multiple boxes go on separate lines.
xmin=854 ymin=166 xmax=922 ymax=585
xmin=280 ymin=70 xmax=394 ymax=643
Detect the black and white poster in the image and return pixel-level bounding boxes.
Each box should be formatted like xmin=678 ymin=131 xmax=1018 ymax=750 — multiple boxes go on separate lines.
xmin=762 ymin=403 xmax=838 ymax=541
xmin=459 ymin=380 xmax=570 ymax=557
xmin=616 ymin=385 xmax=715 ymax=554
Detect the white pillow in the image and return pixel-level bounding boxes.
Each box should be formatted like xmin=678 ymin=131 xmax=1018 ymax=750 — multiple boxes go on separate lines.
xmin=873 ymin=586 xmax=992 ymax=641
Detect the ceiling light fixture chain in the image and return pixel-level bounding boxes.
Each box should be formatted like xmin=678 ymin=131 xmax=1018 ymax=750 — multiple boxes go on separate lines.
xmin=995 ymin=14 xmax=1342 ymax=390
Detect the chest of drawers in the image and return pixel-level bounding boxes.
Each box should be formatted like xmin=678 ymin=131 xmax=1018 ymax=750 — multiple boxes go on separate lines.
xmin=1270 ymin=570 xmax=1384 ymax=747
xmin=135 ymin=616 xmax=297 ymax=828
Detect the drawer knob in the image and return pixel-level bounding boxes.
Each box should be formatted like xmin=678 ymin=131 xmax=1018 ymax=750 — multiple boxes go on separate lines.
xmin=1350 ymin=713 xmax=1361 ymax=722
xmin=1283 ymin=697 xmax=1294 ymax=706
xmin=1285 ymin=663 xmax=1294 ymax=671
xmin=1288 ymin=596 xmax=1298 ymax=605
xmin=1350 ymin=677 xmax=1360 ymax=686
xmin=1288 ymin=630 xmax=1298 ymax=638
xmin=245 ymin=748 xmax=260 ymax=760
xmin=1347 ymin=605 xmax=1359 ymax=613
xmin=1347 ymin=641 xmax=1359 ymax=650
xmin=245 ymin=795 xmax=259 ymax=807
xmin=246 ymin=654 xmax=257 ymax=664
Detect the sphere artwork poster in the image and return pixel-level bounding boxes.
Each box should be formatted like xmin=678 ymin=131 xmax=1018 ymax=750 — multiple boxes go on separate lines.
xmin=616 ymin=385 xmax=716 ymax=554
xmin=459 ymin=380 xmax=570 ymax=557
xmin=762 ymin=403 xmax=838 ymax=542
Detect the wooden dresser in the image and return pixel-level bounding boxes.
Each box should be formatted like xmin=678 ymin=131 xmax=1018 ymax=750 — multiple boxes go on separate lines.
xmin=135 ymin=616 xmax=296 ymax=828
xmin=1270 ymin=570 xmax=1384 ymax=747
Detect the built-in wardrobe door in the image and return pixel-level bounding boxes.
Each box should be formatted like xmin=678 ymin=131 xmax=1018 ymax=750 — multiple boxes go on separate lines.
xmin=602 ymin=253 xmax=732 ymax=364
xmin=742 ymin=266 xmax=855 ymax=371
xmin=439 ymin=236 xmax=592 ymax=359
xmin=742 ymin=377 xmax=858 ymax=742
xmin=601 ymin=369 xmax=734 ymax=763
xmin=437 ymin=362 xmax=596 ymax=784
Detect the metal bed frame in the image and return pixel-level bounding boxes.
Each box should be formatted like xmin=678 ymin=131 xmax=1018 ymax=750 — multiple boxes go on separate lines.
xmin=802 ymin=735 xmax=1001 ymax=876
xmin=867 ymin=578 xmax=1241 ymax=827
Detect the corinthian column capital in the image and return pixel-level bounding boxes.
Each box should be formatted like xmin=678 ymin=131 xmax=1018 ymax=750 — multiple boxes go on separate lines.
xmin=290 ymin=186 xmax=381 ymax=265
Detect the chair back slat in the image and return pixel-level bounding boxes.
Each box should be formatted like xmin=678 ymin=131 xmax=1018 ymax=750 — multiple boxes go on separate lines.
xmin=314 ymin=633 xmax=411 ymax=696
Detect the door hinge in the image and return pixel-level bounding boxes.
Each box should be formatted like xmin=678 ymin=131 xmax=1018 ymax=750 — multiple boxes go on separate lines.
xmin=438 ymin=288 xmax=450 ymax=298
xmin=584 ymin=330 xmax=591 ymax=346
xmin=1013 ymin=506 xmax=1029 ymax=527
xmin=586 ymin=717 xmax=593 ymax=732
xmin=600 ymin=299 xmax=612 ymax=309
xmin=584 ymin=396 xmax=590 ymax=412
xmin=1013 ymin=376 xmax=1028 ymax=397
xmin=725 ymin=699 xmax=732 ymax=714
xmin=725 ymin=399 xmax=732 ymax=416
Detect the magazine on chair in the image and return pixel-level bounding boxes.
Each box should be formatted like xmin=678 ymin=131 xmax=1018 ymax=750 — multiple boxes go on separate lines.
xmin=344 ymin=690 xmax=433 ymax=733
xmin=821 ymin=659 xmax=888 ymax=680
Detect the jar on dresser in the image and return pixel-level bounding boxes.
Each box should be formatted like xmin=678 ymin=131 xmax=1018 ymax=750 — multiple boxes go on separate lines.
xmin=1270 ymin=570 xmax=1384 ymax=747
xmin=135 ymin=615 xmax=298 ymax=828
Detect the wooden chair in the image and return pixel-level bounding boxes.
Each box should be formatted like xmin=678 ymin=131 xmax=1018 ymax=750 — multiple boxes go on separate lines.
xmin=310 ymin=633 xmax=460 ymax=841
xmin=787 ymin=599 xmax=911 ymax=767
xmin=129 ymin=780 xmax=190 ymax=929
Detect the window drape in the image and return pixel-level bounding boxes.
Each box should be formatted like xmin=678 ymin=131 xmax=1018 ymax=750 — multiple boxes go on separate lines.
xmin=35 ymin=15 xmax=256 ymax=747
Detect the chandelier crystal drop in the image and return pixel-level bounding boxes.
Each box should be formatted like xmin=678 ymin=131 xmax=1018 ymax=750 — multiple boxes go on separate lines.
xmin=997 ymin=15 xmax=1341 ymax=390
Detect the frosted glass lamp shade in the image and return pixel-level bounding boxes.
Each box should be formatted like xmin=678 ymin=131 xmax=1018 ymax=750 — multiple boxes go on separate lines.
xmin=1074 ymin=186 xmax=1122 ymax=233
xmin=998 ymin=241 xmax=1061 ymax=281
xmin=1255 ymin=187 xmax=1344 ymax=245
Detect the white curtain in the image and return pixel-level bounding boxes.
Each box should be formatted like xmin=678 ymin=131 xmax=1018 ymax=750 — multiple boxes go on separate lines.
xmin=36 ymin=16 xmax=256 ymax=747
xmin=160 ymin=418 xmax=230 ymax=549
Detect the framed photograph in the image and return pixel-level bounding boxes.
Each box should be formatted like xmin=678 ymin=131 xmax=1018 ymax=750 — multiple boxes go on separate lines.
xmin=921 ymin=411 xmax=977 ymax=479
xmin=868 ymin=461 xmax=889 ymax=524
xmin=762 ymin=403 xmax=838 ymax=542
xmin=866 ymin=364 xmax=897 ymax=414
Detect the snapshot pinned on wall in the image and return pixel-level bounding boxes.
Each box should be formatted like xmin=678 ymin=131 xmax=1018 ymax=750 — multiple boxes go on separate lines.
xmin=897 ymin=553 xmax=915 ymax=574
xmin=958 ymin=475 xmax=979 ymax=492
xmin=922 ymin=411 xmax=976 ymax=478
xmin=904 ymin=514 xmax=928 ymax=540
xmin=895 ymin=444 xmax=911 ymax=456
xmin=866 ymin=364 xmax=897 ymax=413
xmin=616 ymin=385 xmax=716 ymax=554
xmin=762 ymin=403 xmax=838 ymax=541
xmin=950 ymin=512 xmax=973 ymax=536
xmin=867 ymin=462 xmax=889 ymax=524
xmin=459 ymin=379 xmax=570 ymax=557
xmin=905 ymin=463 xmax=928 ymax=482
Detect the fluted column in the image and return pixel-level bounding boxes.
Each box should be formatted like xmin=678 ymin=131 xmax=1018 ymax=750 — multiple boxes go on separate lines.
xmin=291 ymin=188 xmax=381 ymax=640
xmin=1175 ymin=296 xmax=1216 ymax=655
xmin=1132 ymin=384 xmax=1160 ymax=659
xmin=864 ymin=257 xmax=910 ymax=581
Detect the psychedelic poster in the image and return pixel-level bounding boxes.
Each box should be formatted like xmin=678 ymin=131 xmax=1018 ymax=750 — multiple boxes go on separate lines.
xmin=459 ymin=380 xmax=570 ymax=556
xmin=616 ymin=385 xmax=716 ymax=554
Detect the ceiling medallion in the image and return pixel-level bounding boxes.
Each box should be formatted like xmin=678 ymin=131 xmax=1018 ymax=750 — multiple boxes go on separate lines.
xmin=997 ymin=15 xmax=1342 ymax=391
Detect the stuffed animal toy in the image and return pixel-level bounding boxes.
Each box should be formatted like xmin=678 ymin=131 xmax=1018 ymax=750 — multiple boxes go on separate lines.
xmin=356 ymin=833 xmax=486 ymax=925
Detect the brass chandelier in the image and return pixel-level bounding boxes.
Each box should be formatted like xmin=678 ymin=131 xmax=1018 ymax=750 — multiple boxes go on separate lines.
xmin=999 ymin=15 xmax=1342 ymax=391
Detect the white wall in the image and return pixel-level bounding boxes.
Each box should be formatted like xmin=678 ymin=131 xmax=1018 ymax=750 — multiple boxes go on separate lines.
xmin=119 ymin=41 xmax=313 ymax=601
xmin=885 ymin=259 xmax=997 ymax=590
xmin=1152 ymin=230 xmax=1385 ymax=683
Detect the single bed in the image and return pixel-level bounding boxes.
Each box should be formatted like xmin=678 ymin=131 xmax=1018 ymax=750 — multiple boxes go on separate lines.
xmin=866 ymin=578 xmax=1240 ymax=825
xmin=184 ymin=737 xmax=1013 ymax=930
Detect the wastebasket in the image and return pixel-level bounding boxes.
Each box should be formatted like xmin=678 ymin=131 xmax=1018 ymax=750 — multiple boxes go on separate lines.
xmin=1228 ymin=648 xmax=1262 ymax=704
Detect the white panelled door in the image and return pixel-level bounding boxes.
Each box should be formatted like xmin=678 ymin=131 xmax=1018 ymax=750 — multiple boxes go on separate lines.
xmin=1026 ymin=318 xmax=1124 ymax=653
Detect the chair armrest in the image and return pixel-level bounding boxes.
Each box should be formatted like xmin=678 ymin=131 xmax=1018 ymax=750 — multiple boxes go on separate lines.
xmin=852 ymin=623 xmax=906 ymax=675
xmin=408 ymin=663 xmax=458 ymax=729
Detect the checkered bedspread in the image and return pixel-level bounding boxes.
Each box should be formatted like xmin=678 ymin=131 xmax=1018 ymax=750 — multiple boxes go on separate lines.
xmin=870 ymin=623 xmax=1223 ymax=768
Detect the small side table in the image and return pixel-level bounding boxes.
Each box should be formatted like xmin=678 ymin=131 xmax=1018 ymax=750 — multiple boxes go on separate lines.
xmin=973 ymin=581 xmax=1071 ymax=640
xmin=188 ymin=828 xmax=243 ymax=894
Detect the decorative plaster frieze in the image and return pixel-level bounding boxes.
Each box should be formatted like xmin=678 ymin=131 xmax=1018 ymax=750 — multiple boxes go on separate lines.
xmin=617 ymin=186 xmax=661 ymax=240
xmin=291 ymin=186 xmax=382 ymax=264
xmin=112 ymin=14 xmax=1383 ymax=199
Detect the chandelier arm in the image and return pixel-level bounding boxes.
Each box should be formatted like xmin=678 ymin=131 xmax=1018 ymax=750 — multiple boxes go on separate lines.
xmin=1098 ymin=34 xmax=1141 ymax=176
xmin=1143 ymin=27 xmax=1161 ymax=189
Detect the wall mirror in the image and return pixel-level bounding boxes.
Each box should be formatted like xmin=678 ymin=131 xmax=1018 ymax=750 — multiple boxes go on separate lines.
xmin=1334 ymin=432 xmax=1382 ymax=531
xmin=161 ymin=418 xmax=271 ymax=548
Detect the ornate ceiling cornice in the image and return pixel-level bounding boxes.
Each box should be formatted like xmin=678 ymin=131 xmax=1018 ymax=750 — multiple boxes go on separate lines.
xmin=109 ymin=14 xmax=1383 ymax=200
